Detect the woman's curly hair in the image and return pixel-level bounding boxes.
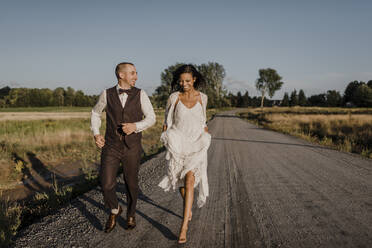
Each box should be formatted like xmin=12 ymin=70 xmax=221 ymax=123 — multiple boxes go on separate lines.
xmin=171 ymin=64 xmax=205 ymax=91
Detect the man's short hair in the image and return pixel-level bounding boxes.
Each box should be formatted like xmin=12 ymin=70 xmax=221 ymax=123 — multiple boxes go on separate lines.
xmin=115 ymin=62 xmax=134 ymax=79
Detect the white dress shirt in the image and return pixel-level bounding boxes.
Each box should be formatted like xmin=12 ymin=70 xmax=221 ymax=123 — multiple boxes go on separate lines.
xmin=91 ymin=85 xmax=156 ymax=136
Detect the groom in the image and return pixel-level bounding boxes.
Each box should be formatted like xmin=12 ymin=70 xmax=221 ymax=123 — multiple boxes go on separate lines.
xmin=91 ymin=62 xmax=156 ymax=232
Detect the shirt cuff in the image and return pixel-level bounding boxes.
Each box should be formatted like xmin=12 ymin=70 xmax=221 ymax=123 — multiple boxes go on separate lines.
xmin=134 ymin=122 xmax=143 ymax=133
xmin=92 ymin=128 xmax=100 ymax=136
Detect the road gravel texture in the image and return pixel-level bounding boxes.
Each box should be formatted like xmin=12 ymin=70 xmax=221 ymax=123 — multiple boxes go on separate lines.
xmin=14 ymin=111 xmax=372 ymax=248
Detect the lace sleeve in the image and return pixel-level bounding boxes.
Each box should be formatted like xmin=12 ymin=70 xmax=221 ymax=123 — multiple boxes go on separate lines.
xmin=90 ymin=90 xmax=107 ymax=135
xmin=164 ymin=92 xmax=179 ymax=128
xmin=163 ymin=96 xmax=172 ymax=127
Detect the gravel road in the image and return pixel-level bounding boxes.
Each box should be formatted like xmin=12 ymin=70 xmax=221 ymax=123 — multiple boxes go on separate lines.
xmin=13 ymin=111 xmax=372 ymax=248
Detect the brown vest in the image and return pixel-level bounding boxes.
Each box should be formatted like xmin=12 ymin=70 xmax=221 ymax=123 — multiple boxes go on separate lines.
xmin=105 ymin=86 xmax=143 ymax=149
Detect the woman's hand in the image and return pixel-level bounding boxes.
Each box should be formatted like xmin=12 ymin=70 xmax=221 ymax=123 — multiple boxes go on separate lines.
xmin=94 ymin=134 xmax=105 ymax=148
xmin=204 ymin=126 xmax=209 ymax=133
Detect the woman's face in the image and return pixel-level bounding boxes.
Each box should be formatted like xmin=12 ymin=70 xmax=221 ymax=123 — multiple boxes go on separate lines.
xmin=179 ymin=73 xmax=196 ymax=92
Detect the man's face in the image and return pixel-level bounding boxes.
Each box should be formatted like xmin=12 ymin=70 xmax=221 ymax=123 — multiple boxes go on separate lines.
xmin=119 ymin=65 xmax=138 ymax=87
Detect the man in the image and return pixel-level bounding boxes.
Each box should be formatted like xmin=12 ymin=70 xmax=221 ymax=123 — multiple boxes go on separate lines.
xmin=91 ymin=62 xmax=156 ymax=233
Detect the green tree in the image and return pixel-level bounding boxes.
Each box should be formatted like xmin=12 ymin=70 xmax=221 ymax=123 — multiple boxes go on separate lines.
xmin=7 ymin=88 xmax=29 ymax=107
xmin=0 ymin=86 xmax=11 ymax=99
xmin=53 ymin=87 xmax=65 ymax=106
xmin=353 ymin=85 xmax=372 ymax=107
xmin=298 ymin=89 xmax=307 ymax=106
xmin=326 ymin=90 xmax=342 ymax=107
xmin=308 ymin=94 xmax=327 ymax=106
xmin=38 ymin=88 xmax=53 ymax=106
xmin=153 ymin=63 xmax=184 ymax=108
xmin=0 ymin=98 xmax=5 ymax=108
xmin=367 ymin=80 xmax=372 ymax=89
xmin=242 ymin=91 xmax=250 ymax=107
xmin=289 ymin=89 xmax=298 ymax=106
xmin=236 ymin=91 xmax=243 ymax=107
xmin=281 ymin=92 xmax=289 ymax=106
xmin=74 ymin=90 xmax=87 ymax=106
xmin=344 ymin=80 xmax=363 ymax=105
xmin=198 ymin=62 xmax=227 ymax=108
xmin=255 ymin=68 xmax=284 ymax=108
xmin=226 ymin=92 xmax=237 ymax=107
xmin=64 ymin=87 xmax=75 ymax=106
xmin=250 ymin=96 xmax=262 ymax=107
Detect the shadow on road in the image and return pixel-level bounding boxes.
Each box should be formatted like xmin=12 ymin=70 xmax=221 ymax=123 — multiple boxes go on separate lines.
xmin=71 ymin=185 xmax=177 ymax=240
xmin=118 ymin=195 xmax=178 ymax=240
xmin=72 ymin=194 xmax=104 ymax=231
xmin=138 ymin=193 xmax=182 ymax=219
xmin=119 ymin=196 xmax=177 ymax=240
xmin=212 ymin=137 xmax=333 ymax=150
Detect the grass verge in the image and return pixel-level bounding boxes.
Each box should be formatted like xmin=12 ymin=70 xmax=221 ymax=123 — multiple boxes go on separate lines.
xmin=238 ymin=107 xmax=372 ymax=158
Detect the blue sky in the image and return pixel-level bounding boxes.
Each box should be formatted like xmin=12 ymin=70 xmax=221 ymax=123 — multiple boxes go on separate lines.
xmin=1 ymin=0 xmax=371 ymax=98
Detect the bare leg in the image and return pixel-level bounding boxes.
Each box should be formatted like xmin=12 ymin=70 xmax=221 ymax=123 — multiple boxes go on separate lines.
xmin=179 ymin=187 xmax=192 ymax=220
xmin=178 ymin=171 xmax=195 ymax=243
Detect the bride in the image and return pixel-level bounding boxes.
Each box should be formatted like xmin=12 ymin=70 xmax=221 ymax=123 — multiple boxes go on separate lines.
xmin=158 ymin=64 xmax=211 ymax=244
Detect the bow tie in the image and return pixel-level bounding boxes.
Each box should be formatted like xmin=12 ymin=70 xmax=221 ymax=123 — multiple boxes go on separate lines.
xmin=118 ymin=88 xmax=133 ymax=95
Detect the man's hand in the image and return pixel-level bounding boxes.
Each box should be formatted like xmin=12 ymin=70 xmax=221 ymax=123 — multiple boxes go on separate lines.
xmin=122 ymin=123 xmax=136 ymax=135
xmin=204 ymin=126 xmax=209 ymax=133
xmin=94 ymin=134 xmax=105 ymax=148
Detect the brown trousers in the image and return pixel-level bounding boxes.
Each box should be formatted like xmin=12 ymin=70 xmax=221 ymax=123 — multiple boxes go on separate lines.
xmin=99 ymin=143 xmax=141 ymax=217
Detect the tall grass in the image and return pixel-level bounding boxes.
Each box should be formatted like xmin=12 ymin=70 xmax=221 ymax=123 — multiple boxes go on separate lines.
xmin=0 ymin=192 xmax=21 ymax=248
xmin=142 ymin=109 xmax=165 ymax=155
xmin=0 ymin=118 xmax=101 ymax=184
xmin=246 ymin=106 xmax=372 ymax=115
xmin=239 ymin=107 xmax=372 ymax=158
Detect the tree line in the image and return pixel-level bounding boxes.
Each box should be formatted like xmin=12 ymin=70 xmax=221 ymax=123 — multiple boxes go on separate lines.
xmin=280 ymin=80 xmax=372 ymax=107
xmin=1 ymin=63 xmax=371 ymax=108
xmin=223 ymin=80 xmax=372 ymax=108
xmin=0 ymin=86 xmax=98 ymax=107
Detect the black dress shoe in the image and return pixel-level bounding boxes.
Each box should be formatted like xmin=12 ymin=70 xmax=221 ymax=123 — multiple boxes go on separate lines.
xmin=104 ymin=206 xmax=123 ymax=233
xmin=126 ymin=216 xmax=136 ymax=230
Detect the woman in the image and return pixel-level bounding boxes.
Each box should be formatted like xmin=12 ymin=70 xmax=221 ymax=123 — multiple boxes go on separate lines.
xmin=158 ymin=64 xmax=211 ymax=243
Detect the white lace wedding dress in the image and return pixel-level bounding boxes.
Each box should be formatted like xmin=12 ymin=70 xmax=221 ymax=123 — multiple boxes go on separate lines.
xmin=158 ymin=91 xmax=211 ymax=207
